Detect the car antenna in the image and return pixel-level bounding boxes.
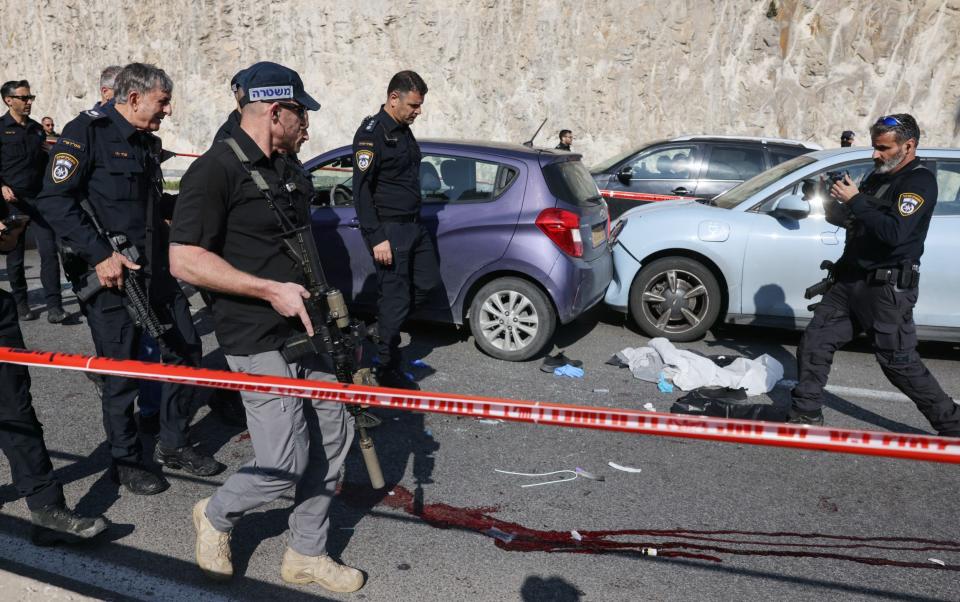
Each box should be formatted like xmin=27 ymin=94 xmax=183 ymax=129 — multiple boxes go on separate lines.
xmin=522 ymin=118 xmax=547 ymax=147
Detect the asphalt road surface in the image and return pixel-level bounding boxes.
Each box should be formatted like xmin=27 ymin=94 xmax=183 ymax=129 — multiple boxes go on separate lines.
xmin=1 ymin=253 xmax=958 ymax=601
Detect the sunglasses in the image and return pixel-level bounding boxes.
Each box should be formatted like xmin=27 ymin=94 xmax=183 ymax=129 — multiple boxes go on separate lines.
xmin=875 ymin=115 xmax=903 ymax=127
xmin=276 ymin=101 xmax=307 ymax=122
xmin=6 ymin=95 xmax=36 ymax=101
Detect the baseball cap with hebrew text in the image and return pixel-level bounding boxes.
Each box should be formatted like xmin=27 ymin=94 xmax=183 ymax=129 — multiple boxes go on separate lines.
xmin=236 ymin=62 xmax=320 ymax=111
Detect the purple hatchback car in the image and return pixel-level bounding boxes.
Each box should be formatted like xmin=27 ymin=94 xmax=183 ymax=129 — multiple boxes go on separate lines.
xmin=304 ymin=140 xmax=613 ymax=361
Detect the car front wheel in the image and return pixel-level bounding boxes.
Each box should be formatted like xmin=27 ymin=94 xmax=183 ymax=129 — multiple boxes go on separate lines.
xmin=629 ymin=257 xmax=721 ymax=342
xmin=469 ymin=277 xmax=557 ymax=361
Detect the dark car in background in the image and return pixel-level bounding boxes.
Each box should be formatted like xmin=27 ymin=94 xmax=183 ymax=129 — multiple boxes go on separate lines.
xmin=591 ymin=135 xmax=821 ymax=218
xmin=304 ymin=140 xmax=613 ymax=361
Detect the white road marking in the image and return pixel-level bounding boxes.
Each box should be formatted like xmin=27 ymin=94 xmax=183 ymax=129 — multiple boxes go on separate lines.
xmin=0 ymin=533 xmax=232 ymax=601
xmin=777 ymin=379 xmax=957 ymax=404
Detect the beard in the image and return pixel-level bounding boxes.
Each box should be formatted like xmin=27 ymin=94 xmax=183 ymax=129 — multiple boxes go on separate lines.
xmin=875 ymin=146 xmax=907 ymax=174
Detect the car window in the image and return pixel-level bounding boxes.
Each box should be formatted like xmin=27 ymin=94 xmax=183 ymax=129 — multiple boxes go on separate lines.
xmin=934 ymin=160 xmax=960 ymax=215
xmin=713 ymin=155 xmax=816 ymax=209
xmin=542 ymin=159 xmax=602 ymax=206
xmin=421 ymin=154 xmax=513 ymax=204
xmin=626 ymin=146 xmax=698 ymax=180
xmin=758 ymin=160 xmax=875 ymax=216
xmin=591 ymin=142 xmax=659 ymax=173
xmin=704 ymin=145 xmax=765 ymax=181
xmin=310 ymin=154 xmax=354 ymax=206
xmin=768 ymin=145 xmax=811 ymax=167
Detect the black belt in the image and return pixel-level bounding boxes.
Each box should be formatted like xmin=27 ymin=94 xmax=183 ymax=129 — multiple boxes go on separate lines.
xmin=867 ymin=265 xmax=919 ymax=288
xmin=379 ymin=214 xmax=419 ymax=223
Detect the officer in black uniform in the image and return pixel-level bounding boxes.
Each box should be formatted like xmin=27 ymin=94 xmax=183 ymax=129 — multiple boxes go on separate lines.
xmin=555 ymin=129 xmax=573 ymax=151
xmin=35 ymin=63 xmax=223 ymax=495
xmin=352 ymin=70 xmax=440 ymax=390
xmin=788 ymin=114 xmax=960 ymax=437
xmin=211 ymin=69 xmax=247 ymax=145
xmin=0 ymin=215 xmax=108 ymax=545
xmin=0 ymin=80 xmax=67 ymax=323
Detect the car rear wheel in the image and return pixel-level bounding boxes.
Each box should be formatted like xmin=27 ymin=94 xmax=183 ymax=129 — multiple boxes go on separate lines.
xmin=629 ymin=257 xmax=720 ymax=342
xmin=469 ymin=277 xmax=556 ymax=361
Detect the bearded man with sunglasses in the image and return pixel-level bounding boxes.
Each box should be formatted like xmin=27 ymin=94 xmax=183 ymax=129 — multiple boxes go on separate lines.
xmin=169 ymin=62 xmax=364 ymax=593
xmin=788 ymin=114 xmax=960 ymax=437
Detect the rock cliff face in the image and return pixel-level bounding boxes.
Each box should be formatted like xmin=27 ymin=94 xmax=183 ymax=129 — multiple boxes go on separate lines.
xmin=6 ymin=0 xmax=960 ymax=171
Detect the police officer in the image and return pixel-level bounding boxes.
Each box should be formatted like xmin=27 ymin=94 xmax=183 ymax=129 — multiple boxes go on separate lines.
xmin=352 ymin=70 xmax=439 ymax=390
xmin=0 ymin=216 xmax=108 ymax=545
xmin=556 ymin=129 xmax=573 ymax=151
xmin=788 ymin=114 xmax=960 ymax=437
xmin=1 ymin=80 xmax=68 ymax=323
xmin=840 ymin=130 xmax=855 ymax=147
xmin=211 ymin=69 xmax=246 ymax=144
xmin=35 ymin=63 xmax=223 ymax=495
xmin=94 ymin=65 xmax=123 ymax=110
xmin=169 ymin=61 xmax=363 ymax=592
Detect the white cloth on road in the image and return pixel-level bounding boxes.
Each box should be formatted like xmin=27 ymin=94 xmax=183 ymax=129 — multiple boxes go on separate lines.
xmin=620 ymin=338 xmax=784 ymax=396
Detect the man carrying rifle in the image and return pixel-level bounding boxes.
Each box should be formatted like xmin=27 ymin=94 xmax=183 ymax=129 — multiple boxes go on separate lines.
xmin=35 ymin=63 xmax=223 ymax=496
xmin=169 ymin=62 xmax=364 ymax=592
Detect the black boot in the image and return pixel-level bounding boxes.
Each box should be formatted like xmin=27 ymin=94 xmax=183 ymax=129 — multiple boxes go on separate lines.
xmin=785 ymin=408 xmax=824 ymax=426
xmin=47 ymin=306 xmax=69 ymax=324
xmin=111 ymin=462 xmax=170 ymax=495
xmin=16 ymin=301 xmax=38 ymax=321
xmin=153 ymin=445 xmax=225 ymax=477
xmin=30 ymin=504 xmax=109 ymax=546
xmin=375 ymin=367 xmax=420 ymax=391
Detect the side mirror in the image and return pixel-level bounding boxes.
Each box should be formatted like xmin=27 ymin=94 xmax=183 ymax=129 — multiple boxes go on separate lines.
xmin=769 ymin=193 xmax=810 ymax=219
xmin=616 ymin=166 xmax=633 ymax=185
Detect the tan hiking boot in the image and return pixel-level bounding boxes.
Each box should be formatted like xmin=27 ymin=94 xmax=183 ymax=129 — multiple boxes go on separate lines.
xmin=192 ymin=498 xmax=233 ymax=581
xmin=280 ymin=547 xmax=365 ymax=593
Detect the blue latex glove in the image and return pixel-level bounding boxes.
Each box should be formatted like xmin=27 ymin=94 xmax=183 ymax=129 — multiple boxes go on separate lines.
xmin=657 ymin=372 xmax=674 ymax=393
xmin=554 ymin=364 xmax=585 ymax=378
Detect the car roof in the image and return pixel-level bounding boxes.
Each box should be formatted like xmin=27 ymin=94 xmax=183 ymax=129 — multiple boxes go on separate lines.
xmin=669 ymin=134 xmax=822 ymax=149
xmin=805 ymin=146 xmax=960 ymax=160
xmin=305 ymin=139 xmax=577 ymax=167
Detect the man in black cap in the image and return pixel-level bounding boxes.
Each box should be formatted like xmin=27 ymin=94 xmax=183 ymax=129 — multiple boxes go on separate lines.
xmin=211 ymin=69 xmax=247 ymax=145
xmin=840 ymin=130 xmax=855 ymax=147
xmin=170 ymin=61 xmax=364 ymax=593
xmin=352 ymin=70 xmax=439 ymax=390
xmin=35 ymin=63 xmax=224 ymax=496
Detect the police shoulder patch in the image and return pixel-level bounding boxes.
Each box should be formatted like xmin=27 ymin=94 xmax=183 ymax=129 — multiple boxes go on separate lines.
xmin=355 ymin=149 xmax=374 ymax=172
xmin=898 ymin=192 xmax=924 ymax=217
xmin=51 ymin=153 xmax=79 ymax=184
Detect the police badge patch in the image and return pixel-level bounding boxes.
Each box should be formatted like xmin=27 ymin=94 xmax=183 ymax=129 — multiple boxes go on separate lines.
xmin=51 ymin=153 xmax=79 ymax=184
xmin=898 ymin=192 xmax=924 ymax=217
xmin=356 ymin=149 xmax=374 ymax=172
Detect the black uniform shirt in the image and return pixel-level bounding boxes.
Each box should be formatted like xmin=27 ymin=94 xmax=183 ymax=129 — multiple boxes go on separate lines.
xmin=352 ymin=106 xmax=422 ymax=247
xmin=555 ymin=143 xmax=571 ymax=151
xmin=170 ymin=127 xmax=312 ymax=356
xmin=0 ymin=112 xmax=48 ymax=197
xmin=34 ymin=104 xmax=176 ymax=292
xmin=840 ymin=158 xmax=937 ymax=271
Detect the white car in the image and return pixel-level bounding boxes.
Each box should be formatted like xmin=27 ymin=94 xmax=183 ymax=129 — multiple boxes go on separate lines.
xmin=605 ymin=148 xmax=960 ymax=341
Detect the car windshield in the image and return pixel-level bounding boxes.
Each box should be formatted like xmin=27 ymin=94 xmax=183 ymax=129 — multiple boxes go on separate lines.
xmin=543 ymin=159 xmax=602 ymax=206
xmin=711 ymin=155 xmax=817 ymax=209
xmin=591 ymin=143 xmax=656 ymax=173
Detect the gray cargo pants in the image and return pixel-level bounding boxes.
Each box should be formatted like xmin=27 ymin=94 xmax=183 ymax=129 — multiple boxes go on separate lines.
xmin=204 ymin=350 xmax=354 ymax=556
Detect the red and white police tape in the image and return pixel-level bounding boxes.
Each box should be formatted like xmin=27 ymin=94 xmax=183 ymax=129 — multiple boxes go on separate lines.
xmin=2 ymin=346 xmax=958 ymax=464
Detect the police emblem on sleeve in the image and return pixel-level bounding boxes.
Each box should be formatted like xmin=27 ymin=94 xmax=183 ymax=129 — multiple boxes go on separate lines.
xmin=51 ymin=153 xmax=79 ymax=183
xmin=355 ymin=149 xmax=374 ymax=172
xmin=898 ymin=192 xmax=924 ymax=217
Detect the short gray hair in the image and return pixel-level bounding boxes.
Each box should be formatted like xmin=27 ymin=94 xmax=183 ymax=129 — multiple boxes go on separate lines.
xmin=113 ymin=63 xmax=173 ymax=104
xmin=99 ymin=65 xmax=123 ymax=92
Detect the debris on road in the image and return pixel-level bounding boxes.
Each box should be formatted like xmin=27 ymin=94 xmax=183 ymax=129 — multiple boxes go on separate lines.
xmin=574 ymin=467 xmax=604 ymax=481
xmin=593 ymin=388 xmax=609 ymax=393
xmin=657 ymin=373 xmax=674 ymax=393
xmin=495 ymin=468 xmax=588 ymax=487
xmin=477 ymin=418 xmax=504 ymax=424
xmin=928 ymin=558 xmax=946 ymax=566
xmin=540 ymin=351 xmax=583 ymax=373
xmin=608 ymin=462 xmax=642 ymax=473
xmin=643 ymin=402 xmax=655 ymax=411
xmin=553 ymin=364 xmax=584 ymax=378
xmin=571 ymin=530 xmax=583 ymax=541
xmin=485 ymin=527 xmax=515 ymax=543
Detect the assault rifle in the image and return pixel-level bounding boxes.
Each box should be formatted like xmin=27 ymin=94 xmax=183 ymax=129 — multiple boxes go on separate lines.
xmin=804 ymin=260 xmax=835 ymax=311
xmin=65 ymin=200 xmax=168 ymax=340
xmin=223 ymin=138 xmax=385 ymax=489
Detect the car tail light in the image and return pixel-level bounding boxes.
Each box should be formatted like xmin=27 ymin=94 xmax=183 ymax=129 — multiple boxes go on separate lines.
xmin=536 ymin=208 xmax=583 ymax=257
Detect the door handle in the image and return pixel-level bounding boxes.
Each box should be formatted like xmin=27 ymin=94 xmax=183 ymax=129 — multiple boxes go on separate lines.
xmin=672 ymin=187 xmax=690 ymax=195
